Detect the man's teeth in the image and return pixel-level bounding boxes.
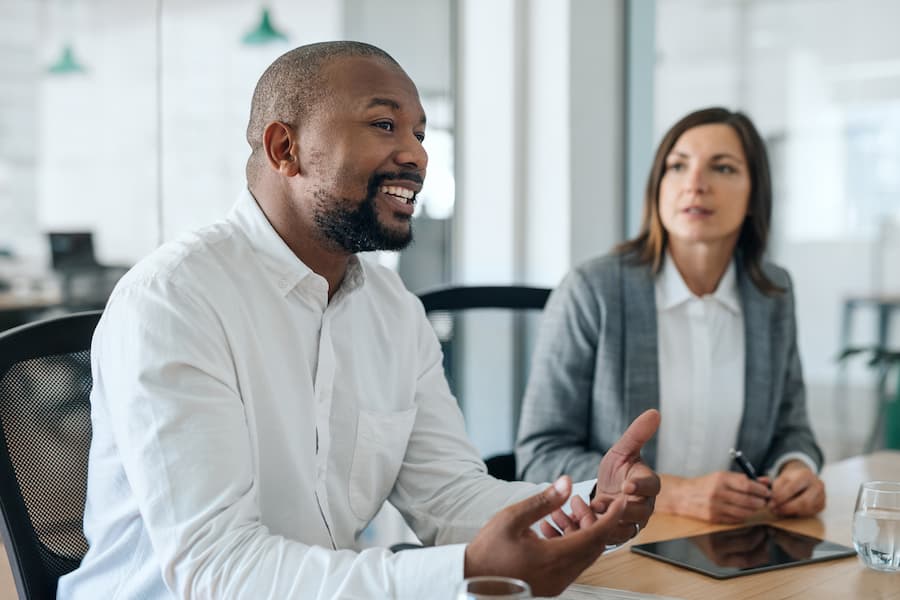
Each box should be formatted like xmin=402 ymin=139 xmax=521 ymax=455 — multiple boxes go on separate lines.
xmin=379 ymin=185 xmax=415 ymax=203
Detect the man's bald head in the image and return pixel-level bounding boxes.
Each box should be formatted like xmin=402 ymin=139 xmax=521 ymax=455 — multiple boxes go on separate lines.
xmin=245 ymin=41 xmax=402 ymax=184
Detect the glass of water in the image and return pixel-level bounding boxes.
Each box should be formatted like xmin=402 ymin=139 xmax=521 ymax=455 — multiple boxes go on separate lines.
xmin=456 ymin=576 xmax=531 ymax=599
xmin=853 ymin=481 xmax=900 ymax=572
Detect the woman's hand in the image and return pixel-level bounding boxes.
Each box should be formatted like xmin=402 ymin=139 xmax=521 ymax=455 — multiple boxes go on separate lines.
xmin=657 ymin=471 xmax=771 ymax=523
xmin=768 ymin=460 xmax=825 ymax=517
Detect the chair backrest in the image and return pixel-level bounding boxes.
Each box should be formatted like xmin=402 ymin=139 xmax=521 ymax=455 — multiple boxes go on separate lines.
xmin=0 ymin=311 xmax=101 ymax=600
xmin=417 ymin=286 xmax=550 ymax=481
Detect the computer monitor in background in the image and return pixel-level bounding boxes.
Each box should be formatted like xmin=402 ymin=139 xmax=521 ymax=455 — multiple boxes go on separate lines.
xmin=47 ymin=232 xmax=98 ymax=272
xmin=45 ymin=232 xmax=129 ymax=311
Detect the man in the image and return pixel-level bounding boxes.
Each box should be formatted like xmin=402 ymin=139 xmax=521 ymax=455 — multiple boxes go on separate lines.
xmin=58 ymin=42 xmax=660 ymax=599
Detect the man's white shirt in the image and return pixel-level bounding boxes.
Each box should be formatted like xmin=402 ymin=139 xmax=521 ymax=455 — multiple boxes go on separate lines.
xmin=58 ymin=189 xmax=561 ymax=599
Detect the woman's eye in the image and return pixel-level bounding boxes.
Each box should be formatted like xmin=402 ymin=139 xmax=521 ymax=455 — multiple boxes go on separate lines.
xmin=373 ymin=121 xmax=394 ymax=132
xmin=714 ymin=164 xmax=736 ymax=174
xmin=667 ymin=162 xmax=685 ymax=172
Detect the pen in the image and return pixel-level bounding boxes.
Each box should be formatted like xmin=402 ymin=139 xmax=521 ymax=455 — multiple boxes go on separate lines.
xmin=729 ymin=448 xmax=758 ymax=480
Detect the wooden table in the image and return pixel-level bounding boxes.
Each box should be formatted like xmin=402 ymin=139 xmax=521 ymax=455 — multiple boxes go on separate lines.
xmin=577 ymin=451 xmax=900 ymax=599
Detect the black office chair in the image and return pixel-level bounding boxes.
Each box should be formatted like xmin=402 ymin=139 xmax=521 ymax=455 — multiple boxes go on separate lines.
xmin=417 ymin=285 xmax=551 ymax=482
xmin=0 ymin=310 xmax=101 ymax=600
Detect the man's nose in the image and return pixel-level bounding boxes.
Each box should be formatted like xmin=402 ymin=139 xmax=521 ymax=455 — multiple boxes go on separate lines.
xmin=394 ymin=135 xmax=428 ymax=171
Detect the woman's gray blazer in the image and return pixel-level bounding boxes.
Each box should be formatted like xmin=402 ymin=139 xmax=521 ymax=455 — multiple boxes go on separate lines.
xmin=515 ymin=252 xmax=824 ymax=483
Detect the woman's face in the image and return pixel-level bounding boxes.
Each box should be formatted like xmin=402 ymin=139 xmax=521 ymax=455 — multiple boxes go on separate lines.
xmin=658 ymin=123 xmax=751 ymax=251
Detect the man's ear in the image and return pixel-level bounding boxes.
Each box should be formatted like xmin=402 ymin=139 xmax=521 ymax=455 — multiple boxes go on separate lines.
xmin=263 ymin=121 xmax=300 ymax=177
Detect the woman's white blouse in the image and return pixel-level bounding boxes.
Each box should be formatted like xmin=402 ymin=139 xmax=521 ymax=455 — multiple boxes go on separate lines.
xmin=654 ymin=257 xmax=746 ymax=478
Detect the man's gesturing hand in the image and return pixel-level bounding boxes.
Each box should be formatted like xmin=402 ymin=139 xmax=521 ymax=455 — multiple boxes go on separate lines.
xmin=590 ymin=409 xmax=661 ymax=544
xmin=464 ymin=476 xmax=627 ymax=598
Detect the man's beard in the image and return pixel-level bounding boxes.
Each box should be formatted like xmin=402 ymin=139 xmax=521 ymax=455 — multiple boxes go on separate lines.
xmin=312 ymin=172 xmax=416 ymax=254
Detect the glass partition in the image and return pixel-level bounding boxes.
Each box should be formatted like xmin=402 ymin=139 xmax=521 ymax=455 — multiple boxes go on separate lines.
xmin=0 ymin=0 xmax=455 ymax=330
xmin=653 ymin=0 xmax=900 ymax=457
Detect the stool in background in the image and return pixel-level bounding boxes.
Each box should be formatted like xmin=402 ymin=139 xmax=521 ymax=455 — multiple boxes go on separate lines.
xmin=836 ymin=295 xmax=900 ymax=452
xmin=837 ymin=294 xmax=900 ymax=451
xmin=839 ymin=295 xmax=900 ymax=354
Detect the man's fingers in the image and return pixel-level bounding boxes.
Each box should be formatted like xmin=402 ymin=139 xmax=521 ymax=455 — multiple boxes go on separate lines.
xmin=620 ymin=497 xmax=654 ymax=524
xmin=578 ymin=510 xmax=597 ymax=530
xmin=568 ymin=496 xmax=598 ymax=530
xmin=622 ymin=470 xmax=662 ymax=497
xmin=506 ymin=476 xmax=572 ymax=532
xmin=540 ymin=520 xmax=562 ymax=538
xmin=606 ymin=409 xmax=661 ymax=458
xmin=570 ymin=495 xmax=592 ymax=521
xmin=546 ymin=496 xmax=627 ymax=555
xmin=551 ymin=508 xmax=574 ymax=533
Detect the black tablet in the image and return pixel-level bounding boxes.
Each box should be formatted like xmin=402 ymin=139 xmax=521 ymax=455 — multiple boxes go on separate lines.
xmin=631 ymin=524 xmax=857 ymax=579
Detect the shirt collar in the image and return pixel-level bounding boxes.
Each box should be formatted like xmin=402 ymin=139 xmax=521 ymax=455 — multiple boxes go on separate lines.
xmin=227 ymin=188 xmax=366 ymax=298
xmin=656 ymin=253 xmax=741 ymax=314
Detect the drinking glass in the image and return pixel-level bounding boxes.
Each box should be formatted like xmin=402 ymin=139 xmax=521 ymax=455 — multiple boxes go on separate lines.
xmin=852 ymin=481 xmax=900 ymax=572
xmin=456 ymin=576 xmax=531 ymax=599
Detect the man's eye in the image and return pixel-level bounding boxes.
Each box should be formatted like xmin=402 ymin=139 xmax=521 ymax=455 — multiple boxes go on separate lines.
xmin=373 ymin=121 xmax=394 ymax=132
xmin=415 ymin=133 xmax=425 ymax=142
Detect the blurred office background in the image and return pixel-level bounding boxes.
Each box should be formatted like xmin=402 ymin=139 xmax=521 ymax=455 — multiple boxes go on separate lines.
xmin=1 ymin=0 xmax=900 ymax=468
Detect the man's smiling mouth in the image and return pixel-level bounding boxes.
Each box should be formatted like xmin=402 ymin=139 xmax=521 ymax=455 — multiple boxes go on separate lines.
xmin=379 ymin=185 xmax=416 ymax=205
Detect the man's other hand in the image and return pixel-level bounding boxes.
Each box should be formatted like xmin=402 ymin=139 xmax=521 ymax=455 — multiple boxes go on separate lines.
xmin=590 ymin=409 xmax=661 ymax=541
xmin=464 ymin=476 xmax=627 ymax=598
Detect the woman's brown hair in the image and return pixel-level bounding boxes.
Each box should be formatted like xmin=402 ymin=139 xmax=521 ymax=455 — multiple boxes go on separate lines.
xmin=617 ymin=106 xmax=783 ymax=295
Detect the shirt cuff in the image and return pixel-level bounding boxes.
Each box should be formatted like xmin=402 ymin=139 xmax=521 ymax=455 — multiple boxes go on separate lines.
xmin=768 ymin=452 xmax=819 ymax=477
xmin=570 ymin=479 xmax=597 ymax=507
xmin=394 ymin=543 xmax=466 ymax=600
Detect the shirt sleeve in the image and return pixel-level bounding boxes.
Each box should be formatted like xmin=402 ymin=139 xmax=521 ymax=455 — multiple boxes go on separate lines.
xmin=386 ymin=295 xmax=545 ymax=546
xmin=762 ymin=273 xmax=824 ymax=473
xmin=93 ymin=280 xmax=470 ymax=599
xmin=768 ymin=452 xmax=820 ymax=477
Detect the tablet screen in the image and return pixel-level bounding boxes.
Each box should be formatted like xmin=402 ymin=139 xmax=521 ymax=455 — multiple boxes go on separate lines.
xmin=631 ymin=524 xmax=857 ymax=579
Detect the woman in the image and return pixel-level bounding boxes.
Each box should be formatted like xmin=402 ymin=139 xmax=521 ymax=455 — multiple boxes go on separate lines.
xmin=515 ymin=107 xmax=825 ymax=523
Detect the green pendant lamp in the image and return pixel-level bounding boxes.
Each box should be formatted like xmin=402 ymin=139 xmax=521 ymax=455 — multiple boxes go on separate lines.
xmin=242 ymin=7 xmax=288 ymax=45
xmin=47 ymin=43 xmax=86 ymax=75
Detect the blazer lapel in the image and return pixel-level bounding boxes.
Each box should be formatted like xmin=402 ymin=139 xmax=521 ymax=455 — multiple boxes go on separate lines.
xmin=735 ymin=264 xmax=776 ymax=466
xmin=621 ymin=260 xmax=660 ymax=466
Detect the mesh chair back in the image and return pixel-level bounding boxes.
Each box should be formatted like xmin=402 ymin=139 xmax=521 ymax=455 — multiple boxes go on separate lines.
xmin=0 ymin=311 xmax=101 ymax=600
xmin=416 ymin=286 xmax=550 ymax=481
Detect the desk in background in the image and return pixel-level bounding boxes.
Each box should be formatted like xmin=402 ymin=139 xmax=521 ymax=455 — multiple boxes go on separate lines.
xmin=578 ymin=451 xmax=900 ymax=599
xmin=0 ymin=287 xmax=61 ymax=332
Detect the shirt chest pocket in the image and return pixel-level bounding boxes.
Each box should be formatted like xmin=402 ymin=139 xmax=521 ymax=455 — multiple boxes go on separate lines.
xmin=348 ymin=405 xmax=418 ymax=522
